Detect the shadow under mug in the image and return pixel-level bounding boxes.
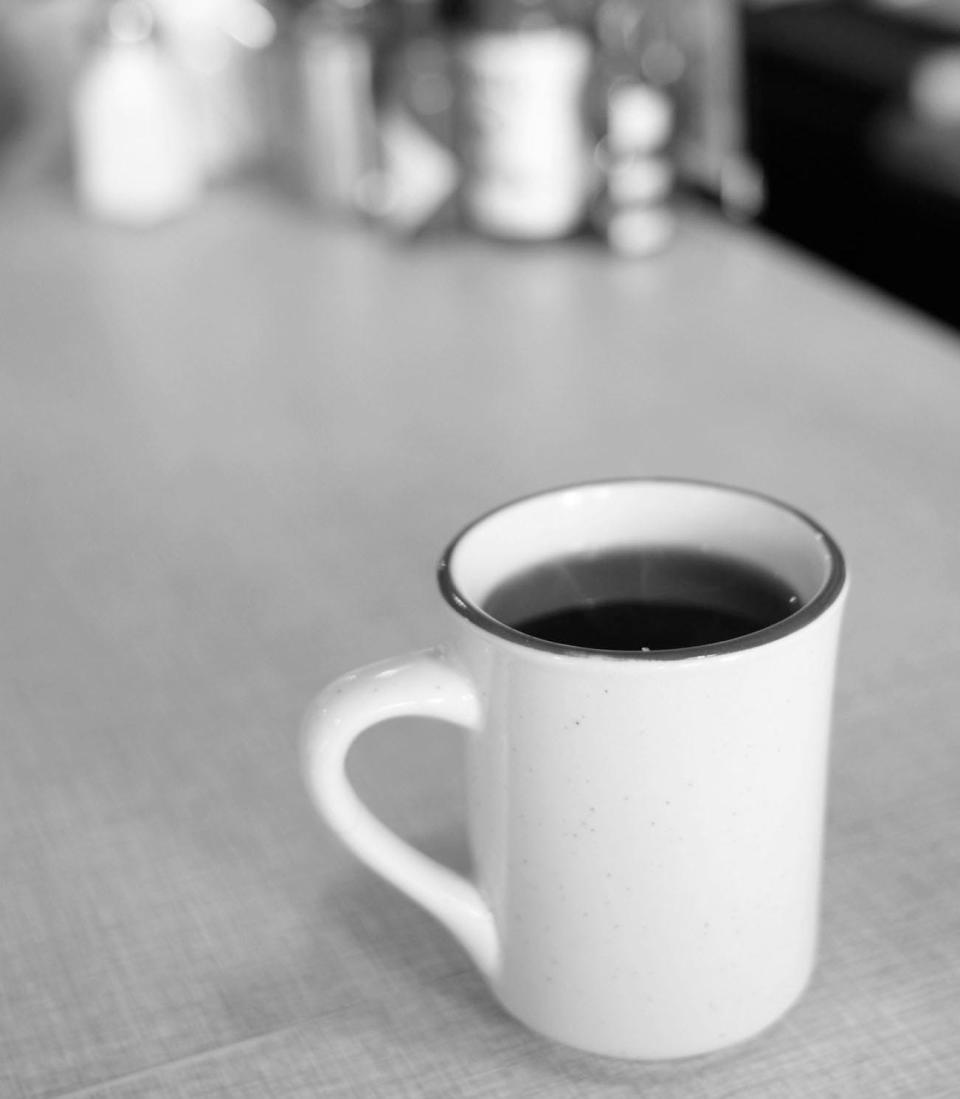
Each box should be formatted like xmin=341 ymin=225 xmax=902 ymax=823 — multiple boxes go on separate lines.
xmin=302 ymin=478 xmax=848 ymax=1059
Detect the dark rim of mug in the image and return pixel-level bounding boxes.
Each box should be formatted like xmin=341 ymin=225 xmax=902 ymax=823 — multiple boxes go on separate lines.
xmin=436 ymin=478 xmax=847 ymax=661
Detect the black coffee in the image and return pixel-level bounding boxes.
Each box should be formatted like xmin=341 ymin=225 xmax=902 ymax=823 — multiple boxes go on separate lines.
xmin=483 ymin=547 xmax=800 ymax=652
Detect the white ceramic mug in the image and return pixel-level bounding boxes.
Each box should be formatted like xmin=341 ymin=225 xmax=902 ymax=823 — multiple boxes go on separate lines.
xmin=302 ymin=479 xmax=848 ymax=1059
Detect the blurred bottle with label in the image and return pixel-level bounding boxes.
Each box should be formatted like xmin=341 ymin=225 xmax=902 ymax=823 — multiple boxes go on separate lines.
xmin=447 ymin=0 xmax=596 ymax=241
xmin=71 ymin=0 xmax=203 ymax=225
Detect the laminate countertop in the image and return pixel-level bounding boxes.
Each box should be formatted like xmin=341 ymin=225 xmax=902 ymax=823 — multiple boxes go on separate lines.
xmin=1 ymin=184 xmax=958 ymax=1098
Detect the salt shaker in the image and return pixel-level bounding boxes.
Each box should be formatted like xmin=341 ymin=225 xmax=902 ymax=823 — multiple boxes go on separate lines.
xmin=601 ymin=81 xmax=676 ymax=256
xmin=592 ymin=0 xmax=677 ymax=256
xmin=71 ymin=0 xmax=203 ymax=226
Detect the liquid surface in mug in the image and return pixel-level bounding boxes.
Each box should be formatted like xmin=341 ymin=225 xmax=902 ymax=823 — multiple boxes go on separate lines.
xmin=482 ymin=546 xmax=801 ymax=652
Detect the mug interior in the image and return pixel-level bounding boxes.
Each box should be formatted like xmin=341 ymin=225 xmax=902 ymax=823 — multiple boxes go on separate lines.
xmin=438 ymin=479 xmax=846 ymax=657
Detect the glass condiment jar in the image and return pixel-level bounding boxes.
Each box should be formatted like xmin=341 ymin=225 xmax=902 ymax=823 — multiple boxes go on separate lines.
xmin=286 ymin=0 xmax=392 ymax=216
xmin=447 ymin=0 xmax=596 ymax=241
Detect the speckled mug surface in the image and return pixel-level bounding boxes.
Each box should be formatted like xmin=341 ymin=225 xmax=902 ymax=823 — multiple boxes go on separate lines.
xmin=302 ymin=479 xmax=848 ymax=1060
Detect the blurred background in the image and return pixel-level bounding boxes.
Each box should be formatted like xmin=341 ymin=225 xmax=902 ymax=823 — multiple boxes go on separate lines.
xmin=2 ymin=0 xmax=960 ymax=326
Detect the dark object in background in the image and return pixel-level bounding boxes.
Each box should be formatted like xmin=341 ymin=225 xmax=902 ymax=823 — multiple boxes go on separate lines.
xmin=745 ymin=0 xmax=960 ymax=329
xmin=0 ymin=21 xmax=31 ymax=177
xmin=0 ymin=43 xmax=24 ymax=157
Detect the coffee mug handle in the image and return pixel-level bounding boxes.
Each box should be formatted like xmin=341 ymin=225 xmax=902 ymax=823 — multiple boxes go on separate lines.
xmin=301 ymin=648 xmax=499 ymax=979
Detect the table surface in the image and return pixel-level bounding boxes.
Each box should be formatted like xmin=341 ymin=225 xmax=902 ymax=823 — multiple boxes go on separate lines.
xmin=1 ymin=183 xmax=959 ymax=1099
